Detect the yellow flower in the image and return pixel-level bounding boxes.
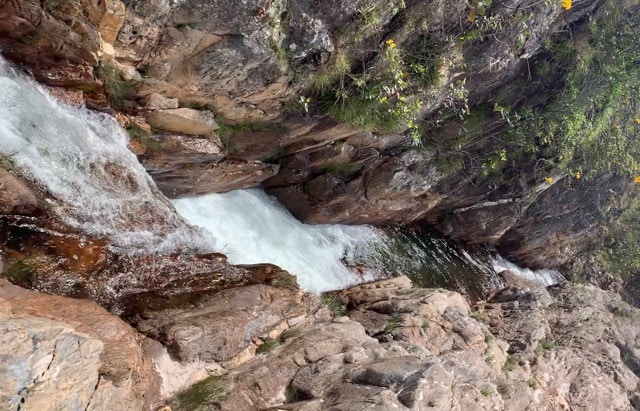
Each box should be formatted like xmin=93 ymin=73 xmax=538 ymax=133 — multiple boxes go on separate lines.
xmin=575 ymin=171 xmax=581 ymax=179
xmin=634 ymin=176 xmax=640 ymax=184
xmin=561 ymin=0 xmax=572 ymax=10
xmin=545 ymin=177 xmax=553 ymax=184
xmin=636 ymin=118 xmax=640 ymax=124
xmin=385 ymin=39 xmax=396 ymax=49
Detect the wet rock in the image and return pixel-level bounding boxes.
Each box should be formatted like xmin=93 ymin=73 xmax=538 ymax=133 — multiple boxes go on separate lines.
xmin=0 ymin=170 xmax=40 ymax=215
xmin=0 ymin=280 xmax=158 ymax=410
xmin=147 ymin=157 xmax=278 ymax=198
xmin=146 ymin=108 xmax=219 ymax=135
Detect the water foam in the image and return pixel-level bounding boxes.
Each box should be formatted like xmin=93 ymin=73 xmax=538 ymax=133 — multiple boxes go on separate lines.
xmin=172 ymin=190 xmax=383 ymax=293
xmin=491 ymin=255 xmax=565 ymax=286
xmin=0 ymin=59 xmax=208 ymax=253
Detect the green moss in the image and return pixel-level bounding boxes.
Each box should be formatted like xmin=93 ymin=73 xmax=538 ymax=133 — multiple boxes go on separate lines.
xmin=126 ymin=124 xmax=162 ymax=152
xmin=470 ymin=311 xmax=486 ymax=323
xmin=171 ymin=375 xmax=226 ymax=411
xmin=96 ymin=62 xmax=138 ymax=110
xmin=0 ymin=155 xmax=14 ymax=171
xmin=484 ymin=330 xmax=494 ymax=344
xmin=612 ymin=305 xmax=633 ymax=318
xmin=535 ymin=338 xmax=555 ymax=354
xmin=3 ymin=260 xmax=35 ymax=286
xmin=44 ymin=0 xmax=66 ymax=13
xmin=321 ymin=162 xmax=363 ymax=176
xmin=271 ymin=271 xmax=298 ymax=289
xmin=175 ymin=22 xmax=199 ymax=30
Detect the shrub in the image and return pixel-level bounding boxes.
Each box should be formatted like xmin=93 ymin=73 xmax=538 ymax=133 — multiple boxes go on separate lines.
xmin=502 ymin=355 xmax=516 ymax=373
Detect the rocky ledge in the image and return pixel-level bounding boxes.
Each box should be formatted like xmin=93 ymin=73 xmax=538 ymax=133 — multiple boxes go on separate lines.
xmin=3 ymin=273 xmax=640 ymax=410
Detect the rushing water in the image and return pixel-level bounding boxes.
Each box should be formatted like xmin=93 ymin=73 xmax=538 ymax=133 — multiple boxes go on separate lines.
xmin=172 ymin=190 xmax=563 ymax=296
xmin=0 ymin=56 xmax=564 ymax=295
xmin=0 ymin=58 xmax=209 ymax=253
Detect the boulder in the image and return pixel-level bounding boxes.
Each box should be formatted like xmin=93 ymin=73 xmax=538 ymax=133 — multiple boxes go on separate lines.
xmin=146 ymin=108 xmax=219 ymax=135
xmin=0 ymin=280 xmax=158 ymax=410
xmin=145 ymin=93 xmax=179 ymax=109
xmin=0 ymin=170 xmax=40 ymax=215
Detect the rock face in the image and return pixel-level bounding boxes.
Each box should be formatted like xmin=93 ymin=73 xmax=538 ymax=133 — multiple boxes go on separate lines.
xmin=0 ymin=0 xmax=628 ymax=271
xmin=0 ymin=0 xmax=124 ymax=91
xmin=154 ymin=276 xmax=640 ymax=411
xmin=0 ymin=279 xmax=159 ymax=410
xmin=135 ymin=285 xmax=316 ymax=365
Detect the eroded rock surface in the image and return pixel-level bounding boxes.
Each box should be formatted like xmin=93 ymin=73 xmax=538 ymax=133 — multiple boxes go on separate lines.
xmin=157 ymin=276 xmax=640 ymax=411
xmin=0 ymin=279 xmax=159 ymax=411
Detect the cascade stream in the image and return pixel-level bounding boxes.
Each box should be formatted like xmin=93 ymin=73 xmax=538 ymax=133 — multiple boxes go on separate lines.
xmin=0 ymin=58 xmax=564 ymax=295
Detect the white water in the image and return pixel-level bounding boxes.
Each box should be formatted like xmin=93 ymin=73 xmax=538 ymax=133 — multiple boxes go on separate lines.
xmin=0 ymin=56 xmax=565 ymax=294
xmin=0 ymin=57 xmax=209 ymax=253
xmin=491 ymin=255 xmax=565 ymax=286
xmin=173 ymin=190 xmax=384 ymax=292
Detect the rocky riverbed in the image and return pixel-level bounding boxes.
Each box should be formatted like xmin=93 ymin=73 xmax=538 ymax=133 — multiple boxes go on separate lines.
xmin=3 ymin=272 xmax=640 ymax=410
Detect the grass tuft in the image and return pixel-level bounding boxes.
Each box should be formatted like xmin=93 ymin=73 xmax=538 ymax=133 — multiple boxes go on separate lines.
xmin=171 ymin=375 xmax=226 ymax=410
xmin=321 ymin=295 xmax=346 ymax=316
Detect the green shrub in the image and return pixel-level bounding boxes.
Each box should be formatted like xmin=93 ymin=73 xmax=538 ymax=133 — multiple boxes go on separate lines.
xmin=502 ymin=355 xmax=516 ymax=373
xmin=256 ymin=337 xmax=281 ymax=354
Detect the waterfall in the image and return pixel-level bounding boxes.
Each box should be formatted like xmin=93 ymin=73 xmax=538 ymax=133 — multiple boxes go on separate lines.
xmin=0 ymin=57 xmax=209 ymax=253
xmin=172 ymin=190 xmax=384 ymax=293
xmin=0 ymin=56 xmax=565 ymax=295
xmin=490 ymin=255 xmax=566 ymax=286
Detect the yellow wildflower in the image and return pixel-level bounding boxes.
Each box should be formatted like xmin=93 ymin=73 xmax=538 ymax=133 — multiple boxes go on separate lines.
xmin=634 ymin=176 xmax=640 ymax=184
xmin=545 ymin=177 xmax=553 ymax=184
xmin=385 ymin=39 xmax=396 ymax=49
xmin=561 ymin=0 xmax=571 ymax=10
xmin=636 ymin=118 xmax=640 ymax=124
xmin=575 ymin=171 xmax=581 ymax=179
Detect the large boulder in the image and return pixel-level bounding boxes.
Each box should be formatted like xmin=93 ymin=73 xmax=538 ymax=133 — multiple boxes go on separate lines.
xmin=0 ymin=280 xmax=159 ymax=410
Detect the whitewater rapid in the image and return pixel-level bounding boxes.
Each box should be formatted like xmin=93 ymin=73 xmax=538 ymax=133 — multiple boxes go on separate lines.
xmin=173 ymin=190 xmax=384 ymax=292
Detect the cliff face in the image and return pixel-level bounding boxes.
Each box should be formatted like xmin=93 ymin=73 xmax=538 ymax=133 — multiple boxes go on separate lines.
xmin=2 ymin=0 xmax=635 ymax=270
